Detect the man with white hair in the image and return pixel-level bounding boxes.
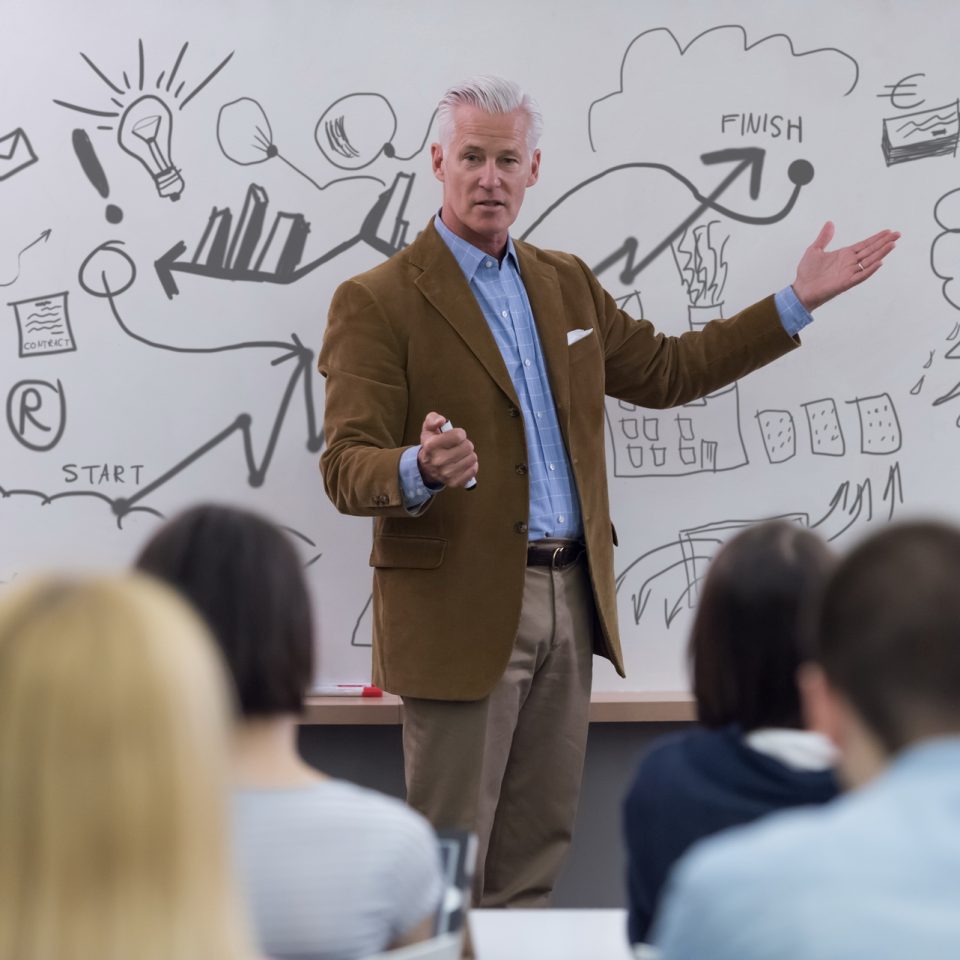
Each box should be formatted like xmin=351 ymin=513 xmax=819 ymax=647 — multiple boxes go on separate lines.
xmin=653 ymin=521 xmax=960 ymax=958
xmin=319 ymin=75 xmax=898 ymax=907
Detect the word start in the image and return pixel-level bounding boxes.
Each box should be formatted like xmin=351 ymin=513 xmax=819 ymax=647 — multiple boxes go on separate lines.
xmin=62 ymin=463 xmax=145 ymax=484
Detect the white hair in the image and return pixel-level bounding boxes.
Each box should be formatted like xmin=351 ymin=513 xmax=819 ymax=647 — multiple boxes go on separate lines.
xmin=437 ymin=75 xmax=543 ymax=152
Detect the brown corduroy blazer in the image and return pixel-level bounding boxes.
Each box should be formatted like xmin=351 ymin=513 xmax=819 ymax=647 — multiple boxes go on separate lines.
xmin=319 ymin=221 xmax=799 ymax=700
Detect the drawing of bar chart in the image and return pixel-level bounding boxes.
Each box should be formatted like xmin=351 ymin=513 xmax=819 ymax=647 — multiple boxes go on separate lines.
xmin=155 ymin=174 xmax=416 ymax=298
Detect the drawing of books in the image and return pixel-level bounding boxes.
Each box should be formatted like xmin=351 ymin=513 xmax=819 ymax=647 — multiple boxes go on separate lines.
xmin=192 ymin=207 xmax=233 ymax=269
xmin=882 ymin=100 xmax=960 ymax=166
xmin=359 ymin=172 xmax=415 ymax=257
xmin=182 ymin=186 xmax=311 ymax=280
xmin=253 ymin=212 xmax=311 ymax=277
xmin=226 ymin=183 xmax=269 ymax=271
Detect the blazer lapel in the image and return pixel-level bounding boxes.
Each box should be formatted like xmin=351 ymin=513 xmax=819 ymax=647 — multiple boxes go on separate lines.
xmin=412 ymin=226 xmax=519 ymax=406
xmin=516 ymin=245 xmax=571 ymax=434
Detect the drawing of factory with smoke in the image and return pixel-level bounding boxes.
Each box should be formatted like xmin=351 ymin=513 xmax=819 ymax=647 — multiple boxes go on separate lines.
xmin=605 ymin=221 xmax=750 ymax=478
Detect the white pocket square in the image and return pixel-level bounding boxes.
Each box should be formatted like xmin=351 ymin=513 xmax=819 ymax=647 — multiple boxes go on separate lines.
xmin=567 ymin=327 xmax=593 ymax=346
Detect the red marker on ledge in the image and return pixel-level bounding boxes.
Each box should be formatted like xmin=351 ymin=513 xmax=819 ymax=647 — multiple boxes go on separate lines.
xmin=315 ymin=684 xmax=383 ymax=698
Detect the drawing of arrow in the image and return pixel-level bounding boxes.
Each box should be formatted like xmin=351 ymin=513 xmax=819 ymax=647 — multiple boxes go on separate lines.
xmin=521 ymin=149 xmax=812 ymax=278
xmin=594 ymin=150 xmax=812 ymax=284
xmin=932 ymin=379 xmax=960 ymax=406
xmin=882 ymin=461 xmax=903 ymax=521
xmin=623 ymin=547 xmax=721 ymax=625
xmin=810 ymin=478 xmax=872 ymax=542
xmin=0 ymin=228 xmax=52 ymax=287
xmin=811 ymin=480 xmax=850 ymax=531
xmin=114 ymin=338 xmax=322 ymax=518
xmin=78 ymin=241 xmax=324 ymax=515
xmin=830 ymin=479 xmax=873 ymax=542
xmin=664 ymin=575 xmax=703 ymax=628
xmin=632 ymin=554 xmax=716 ymax=625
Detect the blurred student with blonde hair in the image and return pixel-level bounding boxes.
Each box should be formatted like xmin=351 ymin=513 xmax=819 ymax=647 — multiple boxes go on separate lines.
xmin=0 ymin=573 xmax=254 ymax=960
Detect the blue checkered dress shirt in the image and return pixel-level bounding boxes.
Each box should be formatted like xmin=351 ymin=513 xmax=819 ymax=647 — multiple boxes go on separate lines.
xmin=400 ymin=215 xmax=812 ymax=538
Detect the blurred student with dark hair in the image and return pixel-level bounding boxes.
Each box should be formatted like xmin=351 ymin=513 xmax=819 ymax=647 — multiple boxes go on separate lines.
xmin=655 ymin=520 xmax=960 ymax=958
xmin=136 ymin=503 xmax=443 ymax=960
xmin=623 ymin=520 xmax=838 ymax=944
xmin=0 ymin=574 xmax=254 ymax=960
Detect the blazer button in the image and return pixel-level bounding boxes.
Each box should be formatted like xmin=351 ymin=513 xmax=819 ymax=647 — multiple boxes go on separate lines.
xmin=515 ymin=463 xmax=528 ymax=475
xmin=374 ymin=494 xmax=389 ymax=506
xmin=507 ymin=406 xmax=520 ymax=418
xmin=515 ymin=521 xmax=528 ymax=534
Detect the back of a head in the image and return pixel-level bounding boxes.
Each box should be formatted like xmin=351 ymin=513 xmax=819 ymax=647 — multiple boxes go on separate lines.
xmin=816 ymin=520 xmax=960 ymax=753
xmin=0 ymin=573 xmax=250 ymax=960
xmin=691 ymin=520 xmax=834 ymax=731
xmin=135 ymin=503 xmax=314 ymax=718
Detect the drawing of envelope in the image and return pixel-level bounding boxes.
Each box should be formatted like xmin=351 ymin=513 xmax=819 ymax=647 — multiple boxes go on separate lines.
xmin=0 ymin=128 xmax=38 ymax=182
xmin=567 ymin=327 xmax=593 ymax=346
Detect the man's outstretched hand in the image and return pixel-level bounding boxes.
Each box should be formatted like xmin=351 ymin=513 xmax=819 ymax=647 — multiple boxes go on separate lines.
xmin=792 ymin=221 xmax=900 ymax=313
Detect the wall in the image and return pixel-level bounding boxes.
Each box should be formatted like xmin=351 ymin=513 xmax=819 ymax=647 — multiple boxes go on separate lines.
xmin=0 ymin=0 xmax=954 ymax=691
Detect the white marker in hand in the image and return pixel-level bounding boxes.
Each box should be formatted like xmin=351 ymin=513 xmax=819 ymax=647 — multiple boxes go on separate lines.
xmin=440 ymin=419 xmax=477 ymax=489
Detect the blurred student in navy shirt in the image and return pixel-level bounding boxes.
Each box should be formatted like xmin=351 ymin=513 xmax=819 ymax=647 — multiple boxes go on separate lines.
xmin=623 ymin=520 xmax=839 ymax=944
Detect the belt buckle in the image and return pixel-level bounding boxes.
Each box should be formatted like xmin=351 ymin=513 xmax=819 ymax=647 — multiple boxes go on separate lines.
xmin=551 ymin=543 xmax=565 ymax=569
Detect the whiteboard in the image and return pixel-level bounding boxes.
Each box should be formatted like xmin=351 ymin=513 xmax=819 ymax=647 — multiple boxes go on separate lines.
xmin=0 ymin=0 xmax=952 ymax=693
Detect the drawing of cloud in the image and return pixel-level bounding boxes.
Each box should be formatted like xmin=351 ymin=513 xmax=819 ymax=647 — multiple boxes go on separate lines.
xmin=931 ymin=188 xmax=960 ymax=310
xmin=587 ymin=25 xmax=859 ymax=160
xmin=315 ymin=93 xmax=397 ymax=170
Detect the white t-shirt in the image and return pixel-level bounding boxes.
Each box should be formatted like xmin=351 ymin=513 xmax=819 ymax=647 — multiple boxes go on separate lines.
xmin=232 ymin=779 xmax=443 ymax=960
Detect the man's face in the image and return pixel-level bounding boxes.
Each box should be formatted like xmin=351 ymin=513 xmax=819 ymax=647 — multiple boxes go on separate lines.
xmin=431 ymin=104 xmax=541 ymax=258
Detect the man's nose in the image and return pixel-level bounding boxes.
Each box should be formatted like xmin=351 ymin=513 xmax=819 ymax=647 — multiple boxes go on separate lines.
xmin=478 ymin=161 xmax=501 ymax=189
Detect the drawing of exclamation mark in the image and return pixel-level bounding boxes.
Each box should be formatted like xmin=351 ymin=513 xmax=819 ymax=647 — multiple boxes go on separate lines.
xmin=71 ymin=129 xmax=123 ymax=224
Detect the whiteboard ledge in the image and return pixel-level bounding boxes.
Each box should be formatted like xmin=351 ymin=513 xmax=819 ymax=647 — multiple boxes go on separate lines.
xmin=302 ymin=691 xmax=694 ymax=725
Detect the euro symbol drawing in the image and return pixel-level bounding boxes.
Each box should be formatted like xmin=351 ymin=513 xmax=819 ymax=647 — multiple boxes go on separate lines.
xmin=876 ymin=73 xmax=926 ymax=110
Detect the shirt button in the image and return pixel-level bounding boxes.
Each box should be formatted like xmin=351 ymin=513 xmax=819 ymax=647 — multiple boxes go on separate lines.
xmin=515 ymin=521 xmax=528 ymax=534
xmin=485 ymin=260 xmax=494 ymax=268
xmin=523 ymin=358 xmax=531 ymax=367
xmin=536 ymin=411 xmax=543 ymax=419
xmin=501 ymin=310 xmax=508 ymax=318
xmin=549 ymin=463 xmax=556 ymax=471
xmin=557 ymin=515 xmax=565 ymax=524
xmin=515 ymin=463 xmax=528 ymax=475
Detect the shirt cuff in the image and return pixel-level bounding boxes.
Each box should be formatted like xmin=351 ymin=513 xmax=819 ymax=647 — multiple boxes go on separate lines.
xmin=399 ymin=445 xmax=441 ymax=510
xmin=775 ymin=285 xmax=814 ymax=337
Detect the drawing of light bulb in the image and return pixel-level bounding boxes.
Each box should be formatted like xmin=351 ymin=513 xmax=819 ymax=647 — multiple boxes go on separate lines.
xmin=117 ymin=95 xmax=184 ymax=201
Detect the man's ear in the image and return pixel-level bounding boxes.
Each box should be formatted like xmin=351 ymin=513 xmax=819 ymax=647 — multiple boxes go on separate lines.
xmin=799 ymin=662 xmax=843 ymax=747
xmin=526 ymin=148 xmax=541 ymax=187
xmin=431 ymin=142 xmax=444 ymax=182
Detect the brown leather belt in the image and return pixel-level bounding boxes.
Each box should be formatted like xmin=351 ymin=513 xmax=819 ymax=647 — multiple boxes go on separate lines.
xmin=526 ymin=539 xmax=585 ymax=570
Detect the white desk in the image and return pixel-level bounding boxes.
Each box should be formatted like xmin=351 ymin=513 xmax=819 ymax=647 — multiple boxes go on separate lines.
xmin=468 ymin=908 xmax=635 ymax=960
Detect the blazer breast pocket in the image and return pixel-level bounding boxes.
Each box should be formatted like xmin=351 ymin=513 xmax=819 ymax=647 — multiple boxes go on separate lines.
xmin=569 ymin=330 xmax=600 ymax=365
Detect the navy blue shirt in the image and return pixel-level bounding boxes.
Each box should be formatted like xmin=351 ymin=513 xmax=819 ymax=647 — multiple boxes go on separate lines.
xmin=623 ymin=726 xmax=838 ymax=944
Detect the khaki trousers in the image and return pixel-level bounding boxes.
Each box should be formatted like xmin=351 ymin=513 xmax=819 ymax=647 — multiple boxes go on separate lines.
xmin=402 ymin=556 xmax=594 ymax=908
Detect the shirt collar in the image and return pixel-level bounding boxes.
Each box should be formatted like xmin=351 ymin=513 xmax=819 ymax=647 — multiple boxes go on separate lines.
xmin=433 ymin=212 xmax=520 ymax=281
